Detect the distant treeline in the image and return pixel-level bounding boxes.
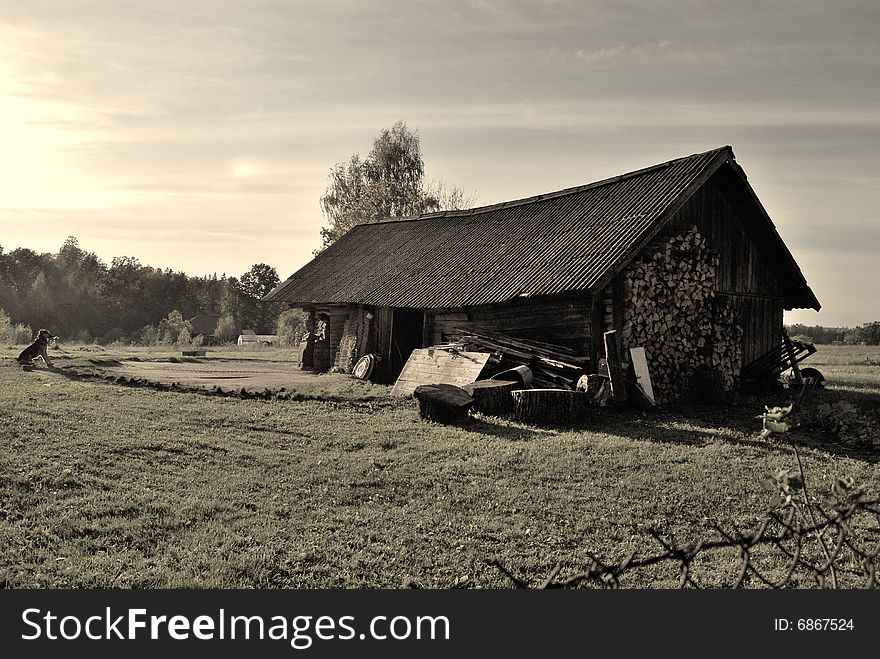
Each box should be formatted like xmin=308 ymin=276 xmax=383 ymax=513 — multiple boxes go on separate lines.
xmin=784 ymin=324 xmax=847 ymax=344
xmin=0 ymin=236 xmax=289 ymax=345
xmin=785 ymin=323 xmax=880 ymax=345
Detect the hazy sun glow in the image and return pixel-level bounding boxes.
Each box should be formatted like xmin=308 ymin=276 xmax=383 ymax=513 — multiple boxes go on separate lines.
xmin=230 ymin=161 xmax=259 ymax=178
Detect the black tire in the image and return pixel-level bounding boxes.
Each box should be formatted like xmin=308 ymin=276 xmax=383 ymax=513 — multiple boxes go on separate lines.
xmin=800 ymin=367 xmax=826 ymax=388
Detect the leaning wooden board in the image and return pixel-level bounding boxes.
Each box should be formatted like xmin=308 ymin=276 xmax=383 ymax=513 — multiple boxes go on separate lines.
xmin=629 ymin=346 xmax=655 ymax=404
xmin=391 ymin=349 xmax=492 ymax=397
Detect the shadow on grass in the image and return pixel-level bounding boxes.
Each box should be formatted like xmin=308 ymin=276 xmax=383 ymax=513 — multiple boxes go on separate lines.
xmin=459 ymin=416 xmax=548 ymax=442
xmin=438 ymin=405 xmax=766 ymax=449
xmin=579 ymin=404 xmax=804 ymax=455
xmin=446 ymin=387 xmax=880 ymax=463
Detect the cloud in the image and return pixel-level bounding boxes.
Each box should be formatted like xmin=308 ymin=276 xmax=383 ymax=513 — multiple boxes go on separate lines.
xmin=0 ymin=1 xmax=878 ymax=324
xmin=547 ymin=39 xmax=676 ymax=63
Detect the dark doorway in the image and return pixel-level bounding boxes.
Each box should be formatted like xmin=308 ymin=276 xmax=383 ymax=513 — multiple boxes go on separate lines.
xmin=312 ymin=313 xmax=332 ymax=372
xmin=389 ymin=307 xmax=425 ymax=380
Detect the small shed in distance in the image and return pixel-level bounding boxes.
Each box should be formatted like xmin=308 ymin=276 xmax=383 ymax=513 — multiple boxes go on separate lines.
xmin=264 ymin=146 xmax=819 ymax=402
xmin=188 ymin=313 xmax=220 ymax=338
xmin=237 ymin=329 xmax=279 ymax=346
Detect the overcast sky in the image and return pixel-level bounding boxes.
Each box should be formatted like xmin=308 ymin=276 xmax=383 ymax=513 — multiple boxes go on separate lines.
xmin=1 ymin=0 xmax=877 ymax=326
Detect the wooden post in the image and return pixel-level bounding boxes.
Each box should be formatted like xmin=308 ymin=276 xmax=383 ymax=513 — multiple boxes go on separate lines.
xmin=301 ymin=310 xmax=316 ymax=371
xmin=604 ymin=329 xmax=627 ymax=405
xmin=782 ymin=329 xmax=804 ymax=386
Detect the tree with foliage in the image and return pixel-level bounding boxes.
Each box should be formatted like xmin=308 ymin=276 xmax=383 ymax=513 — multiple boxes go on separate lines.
xmin=239 ymin=263 xmax=280 ymax=300
xmin=0 ymin=308 xmax=32 ymax=344
xmin=157 ymin=310 xmax=192 ymax=345
xmin=0 ymin=236 xmax=287 ymax=344
xmin=317 ymin=120 xmax=474 ymax=251
xmin=177 ymin=326 xmax=193 ymax=346
xmin=225 ymin=263 xmax=283 ymax=333
xmin=845 ymin=321 xmax=880 ymax=345
xmin=784 ymin=324 xmax=847 ymax=344
xmin=214 ymin=315 xmax=239 ymax=343
xmin=138 ymin=325 xmax=159 ymax=346
xmin=28 ymin=272 xmax=55 ymax=332
xmin=275 ymin=308 xmax=306 ymax=347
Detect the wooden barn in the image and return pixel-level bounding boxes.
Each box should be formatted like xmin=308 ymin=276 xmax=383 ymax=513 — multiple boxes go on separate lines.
xmin=264 ymin=146 xmax=819 ymax=402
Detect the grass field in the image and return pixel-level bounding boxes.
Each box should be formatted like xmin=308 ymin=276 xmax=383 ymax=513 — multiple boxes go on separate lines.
xmin=1 ymin=343 xmax=878 ymax=588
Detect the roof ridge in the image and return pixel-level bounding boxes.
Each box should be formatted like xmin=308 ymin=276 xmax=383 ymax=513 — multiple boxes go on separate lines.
xmin=366 ymin=145 xmax=732 ymax=226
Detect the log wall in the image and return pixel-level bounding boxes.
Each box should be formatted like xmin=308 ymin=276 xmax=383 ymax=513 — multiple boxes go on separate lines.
xmin=427 ymin=297 xmax=592 ymax=354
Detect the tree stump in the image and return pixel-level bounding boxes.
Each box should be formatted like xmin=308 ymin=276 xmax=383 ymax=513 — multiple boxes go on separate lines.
xmin=462 ymin=380 xmax=517 ymax=416
xmin=490 ymin=365 xmax=533 ymax=389
xmin=413 ymin=384 xmax=474 ymax=424
xmin=511 ymin=389 xmax=590 ymax=425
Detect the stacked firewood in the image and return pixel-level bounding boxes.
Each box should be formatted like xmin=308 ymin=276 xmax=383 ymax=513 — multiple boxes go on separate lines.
xmin=452 ymin=328 xmax=589 ymax=389
xmin=619 ymin=226 xmax=743 ymax=403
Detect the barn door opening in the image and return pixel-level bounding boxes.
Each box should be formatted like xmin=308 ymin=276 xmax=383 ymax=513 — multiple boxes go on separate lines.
xmin=312 ymin=312 xmax=332 ymax=372
xmin=389 ymin=307 xmax=425 ymax=381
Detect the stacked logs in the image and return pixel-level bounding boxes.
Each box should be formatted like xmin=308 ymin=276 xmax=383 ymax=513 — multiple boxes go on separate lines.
xmin=619 ymin=226 xmax=743 ymax=403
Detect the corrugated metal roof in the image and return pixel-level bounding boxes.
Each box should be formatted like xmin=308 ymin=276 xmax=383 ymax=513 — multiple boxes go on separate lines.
xmin=265 ymin=147 xmax=815 ymax=309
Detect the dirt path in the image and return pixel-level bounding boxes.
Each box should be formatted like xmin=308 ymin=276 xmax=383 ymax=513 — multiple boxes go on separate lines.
xmin=32 ymin=356 xmax=383 ymax=397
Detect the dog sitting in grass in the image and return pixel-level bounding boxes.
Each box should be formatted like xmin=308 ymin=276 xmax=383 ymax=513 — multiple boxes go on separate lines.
xmin=17 ymin=329 xmax=57 ymax=369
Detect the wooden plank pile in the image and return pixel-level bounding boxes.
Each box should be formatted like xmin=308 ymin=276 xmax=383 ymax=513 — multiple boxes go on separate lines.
xmin=619 ymin=226 xmax=743 ymax=403
xmin=410 ymin=328 xmax=597 ymax=425
xmin=391 ymin=349 xmax=492 ymax=396
xmin=452 ymin=328 xmax=589 ymax=389
xmin=413 ymin=377 xmax=593 ymax=427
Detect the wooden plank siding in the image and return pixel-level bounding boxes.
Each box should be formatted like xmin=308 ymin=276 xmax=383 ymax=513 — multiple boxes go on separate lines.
xmin=724 ymin=295 xmax=783 ymax=366
xmin=426 ymin=296 xmax=593 ymax=355
xmin=669 ymin=175 xmax=783 ymax=297
xmin=371 ymin=306 xmax=394 ymax=382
